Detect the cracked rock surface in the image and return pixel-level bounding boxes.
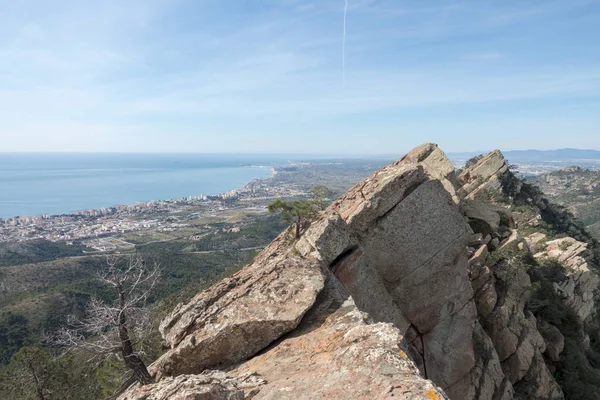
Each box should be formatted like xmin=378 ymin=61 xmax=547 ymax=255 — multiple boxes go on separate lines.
xmin=121 ymin=143 xmax=598 ymax=400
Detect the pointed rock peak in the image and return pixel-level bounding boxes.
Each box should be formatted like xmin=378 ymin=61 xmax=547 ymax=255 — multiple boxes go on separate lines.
xmin=138 ymin=144 xmax=588 ymax=400
xmin=458 ymin=150 xmax=509 ymax=200
xmin=397 ymin=143 xmax=455 ymax=180
xmin=330 ymin=143 xmax=461 ymax=234
xmin=400 ymin=143 xmax=440 ymax=163
xmin=476 ymin=149 xmax=505 ymax=165
xmin=460 ymin=150 xmax=507 ymax=180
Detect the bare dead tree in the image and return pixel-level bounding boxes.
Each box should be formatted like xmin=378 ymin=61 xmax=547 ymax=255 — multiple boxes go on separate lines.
xmin=49 ymin=255 xmax=160 ymax=397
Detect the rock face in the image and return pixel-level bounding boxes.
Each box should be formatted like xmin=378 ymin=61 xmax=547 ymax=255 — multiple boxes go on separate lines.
xmin=481 ymin=257 xmax=562 ymax=399
xmin=152 ymin=233 xmax=326 ymax=379
xmin=119 ymin=371 xmax=266 ymax=400
xmin=458 ymin=150 xmax=510 ymax=200
xmin=459 ymin=152 xmax=569 ymax=399
xmin=145 ymin=143 xmax=464 ymax=399
xmin=530 ymin=236 xmax=599 ymax=322
xmin=328 ymin=145 xmax=478 ymax=396
xmin=122 ymin=143 xmax=599 ymax=400
xmin=230 ymin=273 xmax=446 ymax=399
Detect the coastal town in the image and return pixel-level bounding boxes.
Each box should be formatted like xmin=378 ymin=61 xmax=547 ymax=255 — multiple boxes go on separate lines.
xmin=3 ymin=156 xmax=597 ymax=249
xmin=0 ymin=170 xmax=307 ymax=248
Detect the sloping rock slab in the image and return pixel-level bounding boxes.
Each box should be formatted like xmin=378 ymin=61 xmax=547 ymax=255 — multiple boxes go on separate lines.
xmin=151 ymin=232 xmax=326 ymax=379
xmin=331 ymin=146 xmax=477 ymax=394
xmin=230 ymin=273 xmax=448 ymax=400
xmin=458 ymin=150 xmax=509 ymax=200
xmin=119 ymin=371 xmax=266 ymax=400
xmin=331 ymin=143 xmax=459 ymax=236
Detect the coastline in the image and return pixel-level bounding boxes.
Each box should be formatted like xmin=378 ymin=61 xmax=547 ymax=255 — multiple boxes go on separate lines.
xmin=0 ymin=165 xmax=274 ymax=221
xmin=0 ymin=166 xmax=293 ymax=244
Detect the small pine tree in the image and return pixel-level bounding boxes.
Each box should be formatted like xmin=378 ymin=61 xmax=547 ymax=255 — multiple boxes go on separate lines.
xmin=268 ymin=199 xmax=314 ymax=239
xmin=268 ymin=186 xmax=334 ymax=238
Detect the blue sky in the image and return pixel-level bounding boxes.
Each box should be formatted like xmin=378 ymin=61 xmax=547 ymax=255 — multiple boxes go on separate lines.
xmin=1 ymin=0 xmax=599 ymax=154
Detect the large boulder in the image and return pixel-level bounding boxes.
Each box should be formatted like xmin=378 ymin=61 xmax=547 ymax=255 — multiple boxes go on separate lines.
xmin=138 ymin=144 xmax=574 ymax=400
xmin=229 ymin=273 xmax=449 ymax=399
xmin=147 ymin=143 xmax=477 ymax=398
xmin=458 ymin=150 xmax=509 ymax=200
xmin=329 ymin=144 xmax=480 ymax=396
xmin=151 ymin=233 xmax=326 ymax=379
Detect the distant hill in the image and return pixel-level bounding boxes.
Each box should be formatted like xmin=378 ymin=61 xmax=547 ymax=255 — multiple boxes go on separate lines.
xmin=449 ymin=149 xmax=600 ymax=176
xmin=503 ymin=149 xmax=600 ymax=162
xmin=449 ymin=148 xmax=600 ymax=163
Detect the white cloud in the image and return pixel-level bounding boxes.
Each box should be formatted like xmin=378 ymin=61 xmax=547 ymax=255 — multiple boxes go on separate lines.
xmin=0 ymin=0 xmax=599 ymax=152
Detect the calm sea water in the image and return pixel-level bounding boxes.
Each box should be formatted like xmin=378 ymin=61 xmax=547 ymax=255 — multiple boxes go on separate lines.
xmin=0 ymin=153 xmax=293 ymax=218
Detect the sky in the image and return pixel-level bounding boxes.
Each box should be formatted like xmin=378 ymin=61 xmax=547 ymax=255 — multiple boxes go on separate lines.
xmin=0 ymin=0 xmax=599 ymax=154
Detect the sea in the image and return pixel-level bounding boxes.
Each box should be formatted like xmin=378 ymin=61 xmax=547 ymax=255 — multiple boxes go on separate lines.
xmin=0 ymin=153 xmax=299 ymax=219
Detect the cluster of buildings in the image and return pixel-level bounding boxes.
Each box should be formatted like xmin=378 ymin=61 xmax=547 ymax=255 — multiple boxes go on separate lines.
xmin=0 ymin=180 xmax=305 ymax=244
xmin=0 ymin=159 xmax=323 ymax=245
xmin=0 ymin=213 xmax=159 ymax=243
xmin=235 ymin=178 xmax=306 ymax=200
xmin=0 ymin=195 xmax=216 ymax=243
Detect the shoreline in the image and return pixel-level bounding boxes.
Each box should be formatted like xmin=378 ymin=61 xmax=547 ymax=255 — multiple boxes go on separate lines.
xmin=0 ymin=170 xmax=289 ymax=244
xmin=0 ymin=166 xmax=276 ymax=222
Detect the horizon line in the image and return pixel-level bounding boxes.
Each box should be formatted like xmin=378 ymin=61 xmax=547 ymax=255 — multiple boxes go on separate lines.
xmin=1 ymin=148 xmax=600 ymax=156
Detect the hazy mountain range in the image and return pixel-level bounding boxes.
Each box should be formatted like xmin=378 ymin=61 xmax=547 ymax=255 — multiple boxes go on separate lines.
xmin=449 ymin=148 xmax=600 ymax=162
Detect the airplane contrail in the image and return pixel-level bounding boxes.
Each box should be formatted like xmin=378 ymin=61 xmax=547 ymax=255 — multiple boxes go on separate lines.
xmin=343 ymin=0 xmax=348 ymax=84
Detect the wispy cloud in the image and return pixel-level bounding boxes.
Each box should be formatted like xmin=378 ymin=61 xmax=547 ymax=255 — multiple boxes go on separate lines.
xmin=0 ymin=0 xmax=599 ymax=152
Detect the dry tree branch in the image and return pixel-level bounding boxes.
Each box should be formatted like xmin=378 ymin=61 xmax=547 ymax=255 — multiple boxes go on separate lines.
xmin=47 ymin=254 xmax=161 ymax=389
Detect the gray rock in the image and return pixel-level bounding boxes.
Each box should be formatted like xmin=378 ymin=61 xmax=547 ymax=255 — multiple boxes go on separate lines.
xmin=483 ymin=234 xmax=492 ymax=246
xmin=119 ymin=371 xmax=266 ymax=400
xmin=142 ymin=144 xmax=569 ymax=400
xmin=152 ymin=235 xmax=326 ymax=379
xmin=229 ymin=273 xmax=449 ymax=399
xmin=489 ymin=237 xmax=500 ymax=250
xmin=458 ymin=150 xmax=509 ymax=201
xmin=469 ymin=233 xmax=484 ymax=247
xmin=536 ymin=237 xmax=599 ymax=321
xmin=539 ymin=322 xmax=565 ymax=362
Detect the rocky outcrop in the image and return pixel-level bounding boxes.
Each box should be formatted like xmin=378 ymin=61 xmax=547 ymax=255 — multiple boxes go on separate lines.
xmin=123 ymin=143 xmax=600 ymax=400
xmin=152 ymin=233 xmax=326 ymax=379
xmin=138 ymin=143 xmax=469 ymax=399
xmin=327 ymin=144 xmax=478 ymax=397
xmin=484 ymin=258 xmax=562 ymax=399
xmin=530 ymin=167 xmax=600 ymax=239
xmin=529 ymin=236 xmax=599 ymax=322
xmin=230 ymin=273 xmax=447 ymax=399
xmin=458 ymin=150 xmax=510 ymax=201
xmin=459 ymin=151 xmax=568 ymax=399
xmin=466 ymin=230 xmax=562 ymax=399
xmin=468 ymin=245 xmax=496 ymax=318
xmin=462 ymin=201 xmax=514 ymax=238
xmin=119 ymin=371 xmax=266 ymax=400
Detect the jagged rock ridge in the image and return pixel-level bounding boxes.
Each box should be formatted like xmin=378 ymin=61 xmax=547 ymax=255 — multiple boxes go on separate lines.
xmin=120 ymin=144 xmax=600 ymax=400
